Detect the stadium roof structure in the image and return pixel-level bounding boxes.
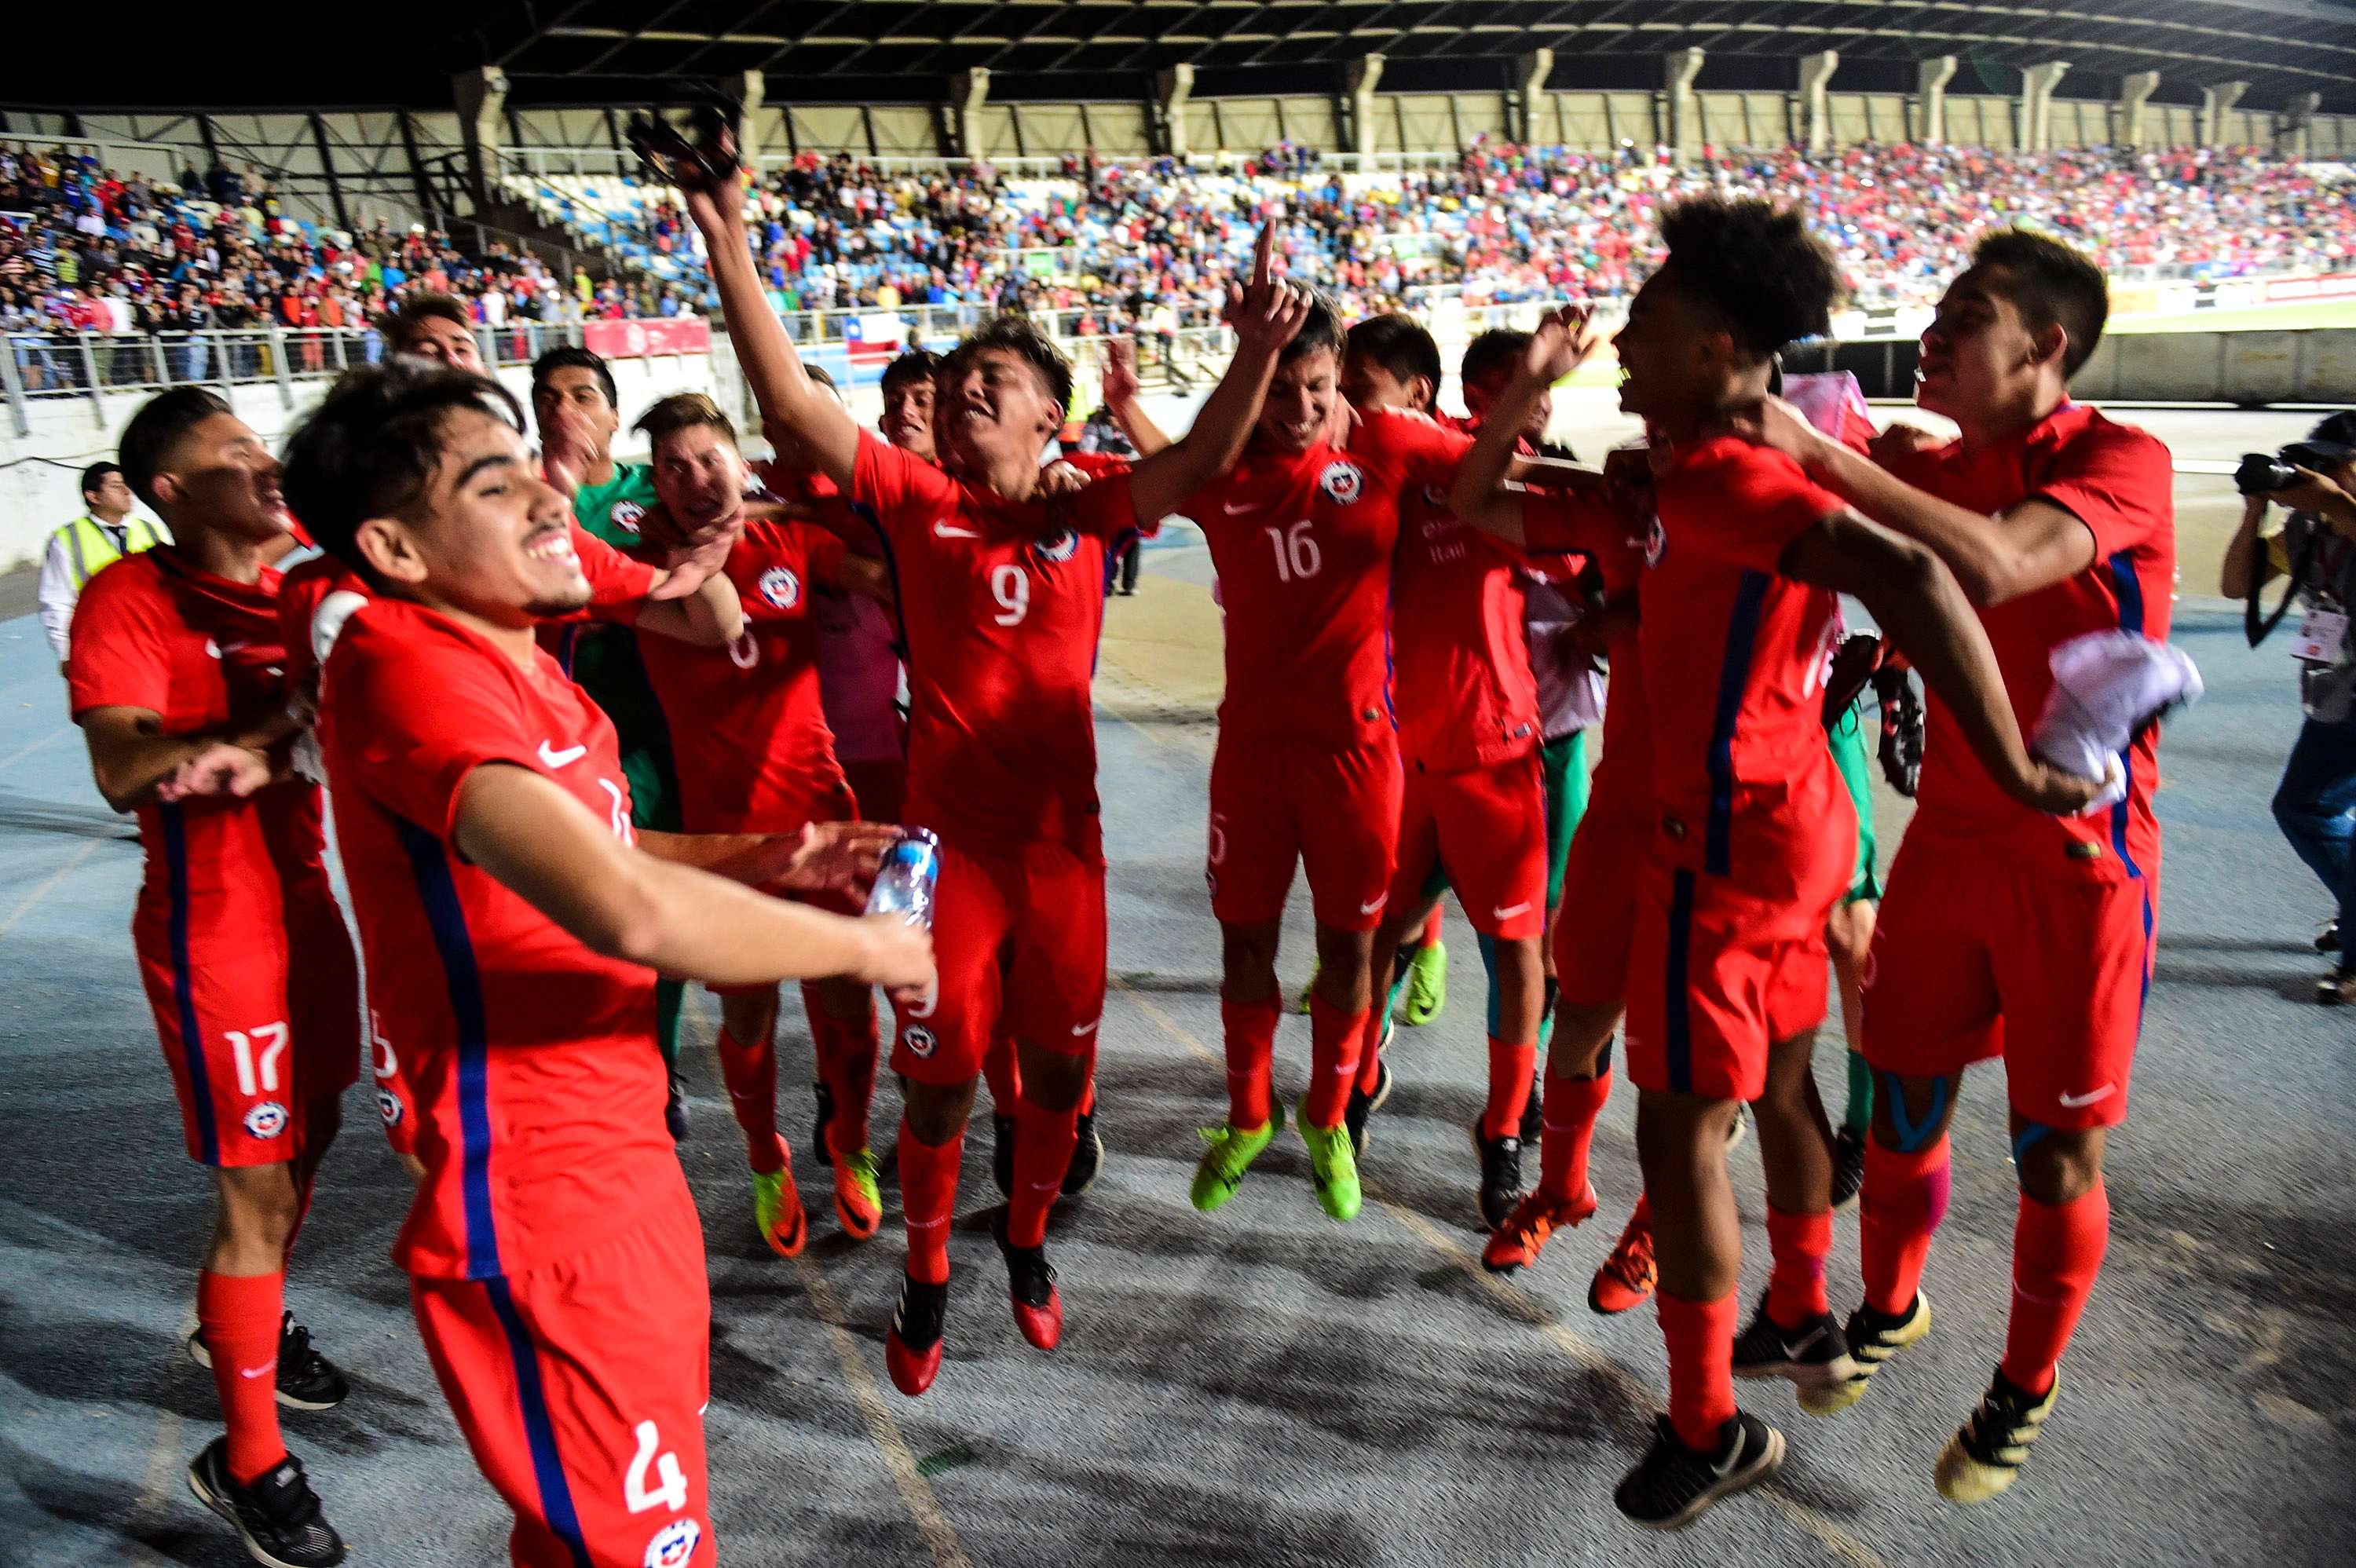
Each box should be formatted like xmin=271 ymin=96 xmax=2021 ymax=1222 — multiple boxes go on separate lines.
xmin=12 ymin=1 xmax=2356 ymax=112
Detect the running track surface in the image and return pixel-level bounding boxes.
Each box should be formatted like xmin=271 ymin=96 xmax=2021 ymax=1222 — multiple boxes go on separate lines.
xmin=2 ymin=401 xmax=2352 ymax=1568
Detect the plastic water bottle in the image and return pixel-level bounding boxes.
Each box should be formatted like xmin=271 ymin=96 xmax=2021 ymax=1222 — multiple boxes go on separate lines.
xmin=864 ymin=828 xmax=940 ymax=930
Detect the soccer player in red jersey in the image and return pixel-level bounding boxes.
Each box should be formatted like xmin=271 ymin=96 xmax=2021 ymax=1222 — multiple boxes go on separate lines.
xmin=1332 ymin=313 xmax=1554 ymax=1226
xmin=676 ymin=138 xmax=1305 ymax=1394
xmin=279 ymin=360 xmax=931 ymax=1568
xmin=1182 ymin=297 xmax=1476 ymax=1226
xmin=67 ymin=388 xmax=359 ymax=1567
xmin=627 ymin=390 xmax=896 ymax=1251
xmin=1733 ymin=229 xmax=2177 ymax=1503
xmin=1457 ymin=207 xmax=2100 ymax=1527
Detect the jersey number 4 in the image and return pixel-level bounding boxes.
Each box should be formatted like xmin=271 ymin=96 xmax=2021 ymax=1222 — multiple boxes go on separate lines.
xmin=626 ymin=1420 xmax=690 ymax=1515
xmin=1264 ymin=521 xmax=1322 ymax=583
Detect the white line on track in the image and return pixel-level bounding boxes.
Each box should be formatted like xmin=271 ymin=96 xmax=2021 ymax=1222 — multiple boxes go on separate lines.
xmin=0 ymin=837 xmax=101 ymax=940
xmin=0 ymin=723 xmax=68 ymax=774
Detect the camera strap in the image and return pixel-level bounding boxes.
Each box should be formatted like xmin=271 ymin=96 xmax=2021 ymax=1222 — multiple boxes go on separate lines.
xmin=2247 ymin=523 xmax=2323 ymax=649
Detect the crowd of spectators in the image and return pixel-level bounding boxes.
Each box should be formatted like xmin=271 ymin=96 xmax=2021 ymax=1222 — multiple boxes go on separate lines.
xmin=0 ymin=141 xmax=633 ymax=388
xmin=594 ymin=135 xmax=2355 ymax=338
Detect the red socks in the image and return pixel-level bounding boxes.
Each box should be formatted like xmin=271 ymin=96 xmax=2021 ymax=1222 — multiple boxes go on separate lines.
xmin=1354 ymin=1009 xmax=1388 ymax=1095
xmin=1538 ymin=1069 xmax=1612 ymax=1201
xmin=1861 ymin=1136 xmax=1951 ymax=1316
xmin=715 ymin=1026 xmax=785 ymax=1174
xmin=807 ymin=991 xmax=880 ymax=1160
xmin=1303 ymin=996 xmax=1366 ymax=1129
xmin=1220 ymin=999 xmax=1279 ymax=1130
xmin=1482 ymin=1038 xmax=1538 ymax=1140
xmin=982 ymin=1033 xmax=1022 ymax=1111
xmin=1765 ymin=1205 xmax=1834 ymax=1327
xmin=198 ymin=1270 xmax=287 ymax=1484
xmin=897 ymin=1120 xmax=962 ymax=1285
xmin=2001 ymin=1182 xmax=2110 ymax=1397
xmin=1007 ymin=1100 xmax=1080 ymax=1250
xmin=1657 ymin=1288 xmax=1739 ymax=1451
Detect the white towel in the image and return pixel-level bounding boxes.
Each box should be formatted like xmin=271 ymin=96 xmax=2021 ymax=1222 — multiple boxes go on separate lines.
xmin=2029 ymin=630 xmax=2204 ymax=816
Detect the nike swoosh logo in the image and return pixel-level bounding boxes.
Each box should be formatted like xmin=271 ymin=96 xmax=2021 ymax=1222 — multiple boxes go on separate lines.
xmin=2058 ymin=1084 xmax=2116 ymax=1109
xmin=1221 ymin=500 xmax=1260 ymax=515
xmin=239 ymin=1364 xmax=276 ymax=1380
xmin=1070 ymin=1018 xmax=1100 ymax=1036
xmin=1709 ymin=1438 xmax=1743 ymax=1479
xmin=933 ymin=521 xmax=981 ymax=539
xmin=1359 ymin=897 xmax=1386 ymax=915
xmin=537 ymin=740 xmax=588 ymax=768
xmin=1493 ymin=901 xmax=1531 ymax=920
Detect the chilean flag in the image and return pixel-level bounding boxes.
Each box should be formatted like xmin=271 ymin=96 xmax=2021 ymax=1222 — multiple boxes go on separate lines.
xmin=846 ymin=313 xmax=906 ymax=366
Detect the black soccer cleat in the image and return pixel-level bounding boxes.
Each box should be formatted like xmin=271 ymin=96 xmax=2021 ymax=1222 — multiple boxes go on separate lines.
xmin=1472 ymin=1123 xmax=1527 ymax=1231
xmin=188 ymin=1314 xmax=349 ymax=1413
xmin=990 ymin=1113 xmax=1017 ymax=1197
xmin=2314 ymin=919 xmax=2340 ymax=955
xmin=664 ymin=1070 xmax=690 ymax=1142
xmin=1343 ymin=1051 xmax=1393 ymax=1159
xmin=1614 ymin=1412 xmax=1784 ymax=1530
xmin=1060 ymin=1108 xmax=1105 ymax=1196
xmin=188 ymin=1438 xmax=346 ymax=1567
xmin=1731 ymin=1294 xmax=1857 ymax=1395
xmin=1831 ymin=1126 xmax=1868 ymax=1211
xmin=990 ymin=1210 xmax=1063 ymax=1350
xmin=1520 ymin=1065 xmax=1545 ymax=1146
xmin=884 ymin=1273 xmax=950 ymax=1397
xmin=1935 ymin=1365 xmax=2061 ymax=1504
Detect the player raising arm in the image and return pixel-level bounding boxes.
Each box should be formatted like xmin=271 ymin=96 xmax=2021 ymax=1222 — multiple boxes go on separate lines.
xmin=277 ymin=361 xmax=931 ymax=1568
xmin=669 ymin=118 xmax=1309 ymax=1395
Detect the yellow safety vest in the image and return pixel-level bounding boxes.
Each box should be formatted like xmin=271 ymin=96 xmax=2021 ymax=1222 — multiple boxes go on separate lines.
xmin=56 ymin=514 xmax=163 ymax=590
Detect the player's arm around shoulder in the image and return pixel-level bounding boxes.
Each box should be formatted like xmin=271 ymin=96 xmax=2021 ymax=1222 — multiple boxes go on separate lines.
xmin=453 ymin=765 xmax=933 ymax=999
xmin=1780 ymin=509 xmax=2099 ymax=817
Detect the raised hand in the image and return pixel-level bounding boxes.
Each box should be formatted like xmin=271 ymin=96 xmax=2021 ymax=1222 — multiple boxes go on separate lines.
xmin=1523 ymin=302 xmax=1599 ymax=385
xmin=539 ymin=404 xmax=594 ymax=500
xmin=1101 ymin=336 xmax=1140 ymax=411
xmin=1224 ymin=222 xmax=1314 ymax=354
xmin=1868 ymin=422 xmax=1943 ymax=467
xmin=768 ymin=820 xmax=902 ymax=899
xmin=1720 ymin=393 xmax=1826 ymax=467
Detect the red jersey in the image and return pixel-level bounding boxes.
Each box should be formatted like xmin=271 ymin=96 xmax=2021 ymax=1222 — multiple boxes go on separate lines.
xmin=66 ymin=548 xmax=332 ymax=948
xmin=1188 ymin=409 xmax=1465 ymax=744
xmin=1526 ymin=484 xmax=1653 ymax=818
xmin=847 ymin=432 xmax=1142 ymax=851
xmin=632 ymin=519 xmax=848 ymax=828
xmin=318 ymin=599 xmax=671 ymax=1280
xmin=279 ymin=525 xmax=659 ymax=699
xmin=1885 ymin=404 xmax=2175 ymax=878
xmin=1642 ymin=438 xmax=1846 ymax=875
xmin=1385 ymin=415 xmax=1545 ymax=772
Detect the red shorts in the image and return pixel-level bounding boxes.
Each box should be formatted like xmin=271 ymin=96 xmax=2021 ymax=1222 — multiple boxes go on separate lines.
xmin=412 ymin=1175 xmax=715 ymax=1568
xmin=1388 ymin=754 xmax=1549 ymax=939
xmin=702 ymin=779 xmax=862 ymax=999
xmin=890 ymin=837 xmax=1107 ymax=1087
xmin=135 ymin=894 xmax=360 ymax=1168
xmin=1207 ymin=731 xmax=1402 ymax=930
xmin=1622 ymin=815 xmax=1853 ymax=1103
xmin=1552 ymin=799 xmax=1646 ymax=1010
xmin=1863 ymin=834 xmax=2156 ymax=1131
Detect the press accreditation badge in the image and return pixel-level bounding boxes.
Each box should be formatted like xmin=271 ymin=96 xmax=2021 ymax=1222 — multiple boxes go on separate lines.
xmin=2292 ymin=609 xmax=2347 ymax=664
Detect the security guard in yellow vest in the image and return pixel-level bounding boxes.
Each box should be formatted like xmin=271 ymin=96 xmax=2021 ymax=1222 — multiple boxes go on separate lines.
xmin=38 ymin=462 xmax=166 ymax=666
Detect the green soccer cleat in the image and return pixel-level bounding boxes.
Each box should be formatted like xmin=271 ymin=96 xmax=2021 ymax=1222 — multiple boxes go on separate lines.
xmin=1402 ymin=940 xmax=1448 ymax=1026
xmin=1296 ymin=1099 xmax=1363 ymax=1222
xmin=1191 ymin=1105 xmax=1285 ymax=1213
xmin=751 ymin=1153 xmax=809 ymax=1259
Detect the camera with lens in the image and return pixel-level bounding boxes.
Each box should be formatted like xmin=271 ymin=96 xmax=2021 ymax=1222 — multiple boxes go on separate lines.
xmin=2237 ymin=440 xmax=2351 ymax=497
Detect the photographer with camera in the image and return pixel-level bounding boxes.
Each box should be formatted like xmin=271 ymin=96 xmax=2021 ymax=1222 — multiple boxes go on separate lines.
xmin=2221 ymin=411 xmax=2356 ymax=1004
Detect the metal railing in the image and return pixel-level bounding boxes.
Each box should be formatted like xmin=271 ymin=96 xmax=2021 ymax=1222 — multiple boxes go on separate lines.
xmin=0 ymin=321 xmax=594 ymax=433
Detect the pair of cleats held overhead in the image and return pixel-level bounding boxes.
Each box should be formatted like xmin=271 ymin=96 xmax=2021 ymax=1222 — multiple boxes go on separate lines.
xmin=1191 ymin=1098 xmax=1363 ymax=1223
xmin=185 ymin=1314 xmax=352 ymax=1566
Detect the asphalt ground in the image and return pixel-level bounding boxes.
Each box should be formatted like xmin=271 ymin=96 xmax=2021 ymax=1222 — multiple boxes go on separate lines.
xmin=2 ymin=400 xmax=2353 ymax=1567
